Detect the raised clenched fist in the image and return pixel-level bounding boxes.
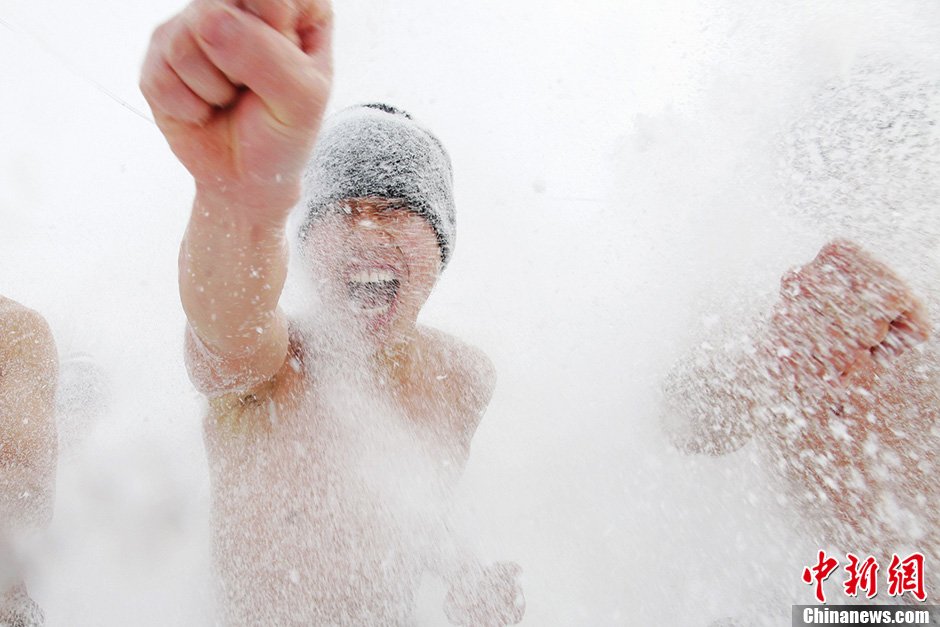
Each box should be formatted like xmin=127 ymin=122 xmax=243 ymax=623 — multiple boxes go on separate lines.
xmin=768 ymin=239 xmax=930 ymax=389
xmin=140 ymin=0 xmax=333 ymax=215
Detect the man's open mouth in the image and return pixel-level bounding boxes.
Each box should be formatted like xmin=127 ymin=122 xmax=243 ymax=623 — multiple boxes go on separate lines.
xmin=346 ymin=268 xmax=401 ymax=315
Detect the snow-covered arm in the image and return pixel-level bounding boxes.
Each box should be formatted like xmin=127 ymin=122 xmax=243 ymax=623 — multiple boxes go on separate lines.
xmin=0 ymin=303 xmax=57 ymax=626
xmin=662 ymin=240 xmax=931 ymax=457
xmin=0 ymin=304 xmax=57 ymax=533
xmin=140 ymin=0 xmax=333 ymax=395
xmin=422 ymin=338 xmax=524 ymax=625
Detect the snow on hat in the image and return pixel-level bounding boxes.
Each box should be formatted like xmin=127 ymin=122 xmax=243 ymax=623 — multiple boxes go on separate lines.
xmin=301 ymin=103 xmax=456 ymax=266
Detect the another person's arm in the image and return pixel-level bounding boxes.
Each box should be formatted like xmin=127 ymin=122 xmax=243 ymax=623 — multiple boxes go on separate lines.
xmin=0 ymin=303 xmax=57 ymax=626
xmin=140 ymin=0 xmax=332 ymax=394
xmin=663 ymin=240 xmax=930 ymax=455
xmin=766 ymin=240 xmax=928 ymax=394
xmin=0 ymin=304 xmax=57 ymax=532
xmin=428 ymin=338 xmax=525 ymax=626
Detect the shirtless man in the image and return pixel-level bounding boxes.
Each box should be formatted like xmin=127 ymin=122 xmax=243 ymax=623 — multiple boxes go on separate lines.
xmin=140 ymin=1 xmax=523 ymax=624
xmin=664 ymin=239 xmax=938 ymax=597
xmin=0 ymin=297 xmax=57 ymax=626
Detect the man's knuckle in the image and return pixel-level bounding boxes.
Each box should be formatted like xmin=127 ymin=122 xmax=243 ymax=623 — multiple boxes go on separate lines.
xmin=151 ymin=21 xmax=171 ymax=45
xmin=826 ymin=238 xmax=856 ymax=257
xmin=292 ymin=70 xmax=327 ymax=113
xmin=150 ymin=67 xmax=175 ymax=96
xmin=166 ymin=36 xmax=195 ymax=68
xmin=291 ymin=70 xmax=317 ymax=99
xmin=780 ymin=269 xmax=804 ymax=295
xmin=139 ymin=79 xmax=158 ymax=105
xmin=190 ymin=99 xmax=212 ymax=122
xmin=146 ymin=81 xmax=174 ymax=112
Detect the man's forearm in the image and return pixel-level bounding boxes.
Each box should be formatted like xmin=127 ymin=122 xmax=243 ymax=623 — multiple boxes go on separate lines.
xmin=179 ymin=191 xmax=291 ymax=358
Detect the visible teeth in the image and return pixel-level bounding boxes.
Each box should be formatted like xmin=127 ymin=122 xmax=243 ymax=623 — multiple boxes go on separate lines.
xmin=345 ymin=268 xmax=399 ymax=317
xmin=349 ymin=269 xmax=396 ymax=283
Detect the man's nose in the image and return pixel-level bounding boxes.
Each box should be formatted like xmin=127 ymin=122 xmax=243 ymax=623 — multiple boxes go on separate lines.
xmin=350 ymin=223 xmax=396 ymax=248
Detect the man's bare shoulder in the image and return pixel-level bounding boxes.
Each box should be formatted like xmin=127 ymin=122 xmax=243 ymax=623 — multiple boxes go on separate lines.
xmin=418 ymin=326 xmax=495 ymax=387
xmin=415 ymin=326 xmax=496 ymax=439
xmin=0 ymin=297 xmax=55 ymax=361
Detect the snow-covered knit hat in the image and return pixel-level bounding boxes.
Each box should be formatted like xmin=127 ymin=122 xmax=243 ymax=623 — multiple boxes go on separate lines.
xmin=300 ymin=103 xmax=456 ymax=266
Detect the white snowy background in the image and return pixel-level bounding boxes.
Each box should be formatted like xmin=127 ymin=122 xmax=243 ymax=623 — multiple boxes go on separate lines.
xmin=1 ymin=0 xmax=938 ymax=624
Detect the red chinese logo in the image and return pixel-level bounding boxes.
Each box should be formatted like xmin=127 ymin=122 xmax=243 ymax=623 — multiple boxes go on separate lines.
xmin=844 ymin=553 xmax=879 ymax=599
xmin=802 ymin=550 xmax=839 ymax=603
xmin=887 ymin=553 xmax=926 ymax=602
xmin=802 ymin=551 xmax=927 ymax=603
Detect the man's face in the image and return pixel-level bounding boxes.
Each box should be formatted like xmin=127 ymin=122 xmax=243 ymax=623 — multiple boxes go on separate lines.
xmin=303 ymin=198 xmax=442 ymax=347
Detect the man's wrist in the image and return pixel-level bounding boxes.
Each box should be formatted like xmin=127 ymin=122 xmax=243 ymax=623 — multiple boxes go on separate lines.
xmin=190 ymin=188 xmax=294 ymax=237
xmin=193 ymin=182 xmax=300 ymax=223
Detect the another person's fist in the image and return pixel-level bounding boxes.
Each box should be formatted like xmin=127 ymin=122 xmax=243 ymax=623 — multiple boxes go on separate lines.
xmin=140 ymin=0 xmax=333 ymax=214
xmin=769 ymin=239 xmax=929 ymax=387
xmin=0 ymin=584 xmax=44 ymax=627
xmin=444 ymin=561 xmax=525 ymax=626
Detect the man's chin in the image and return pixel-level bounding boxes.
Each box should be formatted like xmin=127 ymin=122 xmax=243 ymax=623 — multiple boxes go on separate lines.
xmin=349 ymin=297 xmax=393 ymax=332
xmin=310 ymin=296 xmax=416 ymax=352
xmin=367 ymin=315 xmax=421 ymax=355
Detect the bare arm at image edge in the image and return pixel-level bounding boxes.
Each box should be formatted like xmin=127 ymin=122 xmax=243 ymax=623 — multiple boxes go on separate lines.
xmin=0 ymin=305 xmax=58 ymax=534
